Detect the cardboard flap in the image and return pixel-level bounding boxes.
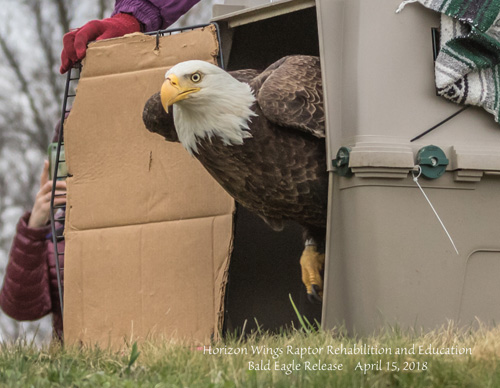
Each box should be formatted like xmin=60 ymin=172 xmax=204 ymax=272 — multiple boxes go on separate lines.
xmin=64 ymin=216 xmax=233 ymax=347
xmin=81 ymin=28 xmax=220 ymax=77
xmin=64 ymin=26 xmax=235 ymax=347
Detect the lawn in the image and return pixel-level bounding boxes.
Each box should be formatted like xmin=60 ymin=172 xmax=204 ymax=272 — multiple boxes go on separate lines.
xmin=0 ymin=321 xmax=499 ymax=387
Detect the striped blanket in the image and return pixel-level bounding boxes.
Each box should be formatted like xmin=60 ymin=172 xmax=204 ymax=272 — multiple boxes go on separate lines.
xmin=398 ymin=0 xmax=500 ymax=123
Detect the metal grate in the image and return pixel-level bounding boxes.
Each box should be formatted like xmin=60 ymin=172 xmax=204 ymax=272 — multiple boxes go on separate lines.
xmin=49 ymin=62 xmax=80 ymax=318
xmin=49 ymin=23 xmax=224 ymax=318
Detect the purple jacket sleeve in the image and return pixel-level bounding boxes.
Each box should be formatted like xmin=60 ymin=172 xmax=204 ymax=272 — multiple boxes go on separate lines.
xmin=112 ymin=0 xmax=202 ymax=32
xmin=0 ymin=212 xmax=52 ymax=321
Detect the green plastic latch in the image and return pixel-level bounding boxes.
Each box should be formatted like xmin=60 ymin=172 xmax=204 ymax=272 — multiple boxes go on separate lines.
xmin=417 ymin=145 xmax=449 ymax=179
xmin=333 ymin=147 xmax=352 ymax=177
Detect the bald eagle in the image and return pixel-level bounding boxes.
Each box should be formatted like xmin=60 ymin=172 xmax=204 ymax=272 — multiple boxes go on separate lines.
xmin=143 ymin=55 xmax=327 ymax=302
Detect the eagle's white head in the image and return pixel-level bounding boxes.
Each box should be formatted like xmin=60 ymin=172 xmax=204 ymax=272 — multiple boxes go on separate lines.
xmin=160 ymin=60 xmax=256 ymax=155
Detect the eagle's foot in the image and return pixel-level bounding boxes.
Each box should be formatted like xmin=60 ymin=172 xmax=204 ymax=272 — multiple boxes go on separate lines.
xmin=299 ymin=244 xmax=325 ymax=303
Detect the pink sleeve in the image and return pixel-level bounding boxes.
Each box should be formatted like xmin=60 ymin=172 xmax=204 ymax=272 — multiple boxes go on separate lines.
xmin=113 ymin=0 xmax=202 ymax=32
xmin=0 ymin=212 xmax=52 ymax=321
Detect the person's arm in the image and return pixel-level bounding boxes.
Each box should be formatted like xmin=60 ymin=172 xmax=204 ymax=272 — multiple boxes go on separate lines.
xmin=0 ymin=212 xmax=53 ymax=321
xmin=60 ymin=0 xmax=202 ymax=73
xmin=112 ymin=0 xmax=202 ymax=32
xmin=0 ymin=161 xmax=67 ymax=322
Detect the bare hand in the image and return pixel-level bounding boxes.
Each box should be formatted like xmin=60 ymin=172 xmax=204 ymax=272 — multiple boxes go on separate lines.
xmin=28 ymin=160 xmax=67 ymax=228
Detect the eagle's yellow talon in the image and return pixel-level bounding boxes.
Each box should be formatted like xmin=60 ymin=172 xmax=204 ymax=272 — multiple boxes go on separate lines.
xmin=300 ymin=245 xmax=325 ymax=301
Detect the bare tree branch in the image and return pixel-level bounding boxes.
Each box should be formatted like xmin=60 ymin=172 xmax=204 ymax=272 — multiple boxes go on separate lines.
xmin=98 ymin=0 xmax=107 ymax=20
xmin=53 ymin=0 xmax=71 ymax=33
xmin=28 ymin=2 xmax=63 ymax=103
xmin=0 ymin=34 xmax=47 ymax=151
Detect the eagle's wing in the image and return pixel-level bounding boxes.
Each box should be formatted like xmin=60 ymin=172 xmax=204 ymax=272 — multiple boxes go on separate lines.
xmin=230 ymin=68 xmax=261 ymax=84
xmin=252 ymin=56 xmax=325 ymax=139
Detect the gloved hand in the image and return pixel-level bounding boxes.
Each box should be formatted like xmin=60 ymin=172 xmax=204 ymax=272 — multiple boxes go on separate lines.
xmin=60 ymin=13 xmax=141 ymax=74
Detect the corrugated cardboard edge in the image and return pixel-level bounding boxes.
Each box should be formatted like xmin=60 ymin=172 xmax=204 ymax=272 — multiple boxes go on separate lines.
xmin=80 ymin=25 xmax=220 ymax=77
xmin=215 ymin=206 xmax=237 ymax=340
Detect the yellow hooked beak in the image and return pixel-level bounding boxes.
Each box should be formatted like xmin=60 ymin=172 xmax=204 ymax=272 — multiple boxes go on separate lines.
xmin=160 ymin=74 xmax=201 ymax=113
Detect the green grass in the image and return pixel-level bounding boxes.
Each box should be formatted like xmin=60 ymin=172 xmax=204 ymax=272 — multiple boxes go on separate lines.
xmin=0 ymin=322 xmax=499 ymax=387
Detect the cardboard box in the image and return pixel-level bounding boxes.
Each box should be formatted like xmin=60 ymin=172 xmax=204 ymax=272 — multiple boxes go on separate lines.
xmin=63 ymin=26 xmax=236 ymax=347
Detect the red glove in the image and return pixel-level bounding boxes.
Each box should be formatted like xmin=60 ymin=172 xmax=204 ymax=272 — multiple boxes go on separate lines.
xmin=60 ymin=13 xmax=141 ymax=74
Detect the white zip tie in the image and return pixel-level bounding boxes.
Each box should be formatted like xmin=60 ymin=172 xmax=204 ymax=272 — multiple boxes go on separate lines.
xmin=412 ymin=166 xmax=459 ymax=255
xmin=396 ymin=0 xmax=419 ymax=13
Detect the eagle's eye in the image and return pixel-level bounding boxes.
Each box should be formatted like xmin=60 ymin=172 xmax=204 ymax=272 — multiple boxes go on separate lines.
xmin=190 ymin=72 xmax=202 ymax=83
